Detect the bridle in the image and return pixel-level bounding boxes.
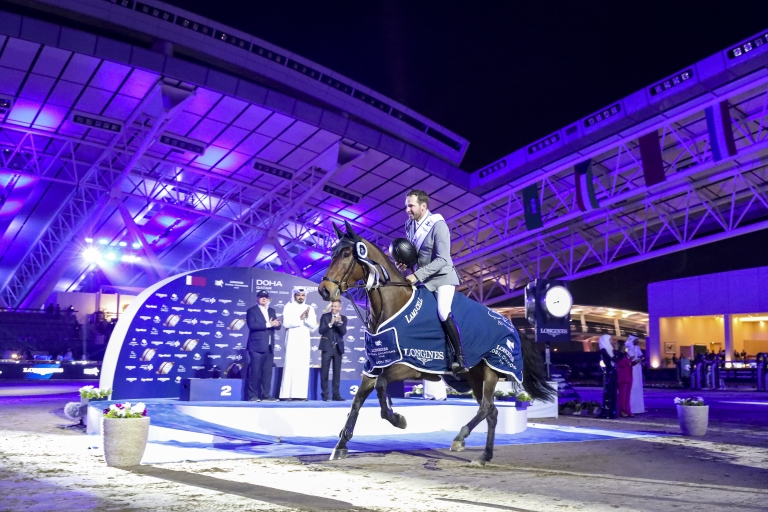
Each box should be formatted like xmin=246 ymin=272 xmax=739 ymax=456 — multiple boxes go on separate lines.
xmin=321 ymin=236 xmax=411 ymax=331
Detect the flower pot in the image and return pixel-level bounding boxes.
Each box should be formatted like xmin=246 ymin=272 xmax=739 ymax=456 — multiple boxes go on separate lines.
xmin=496 ymin=396 xmax=515 ymax=402
xmin=102 ymin=416 xmax=150 ymax=467
xmin=514 ymin=401 xmax=531 ymax=410
xmin=676 ymin=405 xmax=709 ymax=436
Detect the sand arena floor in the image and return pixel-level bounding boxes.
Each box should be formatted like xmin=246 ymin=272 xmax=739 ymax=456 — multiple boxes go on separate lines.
xmin=1 ymin=382 xmax=767 ymax=512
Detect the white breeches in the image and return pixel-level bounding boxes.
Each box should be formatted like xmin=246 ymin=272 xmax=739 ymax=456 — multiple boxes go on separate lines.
xmin=435 ymin=285 xmax=454 ymax=322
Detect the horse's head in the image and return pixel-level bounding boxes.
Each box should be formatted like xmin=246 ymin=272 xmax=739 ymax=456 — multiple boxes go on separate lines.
xmin=319 ymin=221 xmax=377 ymax=301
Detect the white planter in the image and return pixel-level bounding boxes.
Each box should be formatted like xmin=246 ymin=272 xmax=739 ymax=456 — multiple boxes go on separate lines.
xmin=102 ymin=416 xmax=150 ymax=467
xmin=677 ymin=405 xmax=709 ymax=436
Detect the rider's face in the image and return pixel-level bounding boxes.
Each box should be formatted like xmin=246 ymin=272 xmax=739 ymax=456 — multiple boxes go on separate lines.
xmin=405 ymin=195 xmax=428 ymax=221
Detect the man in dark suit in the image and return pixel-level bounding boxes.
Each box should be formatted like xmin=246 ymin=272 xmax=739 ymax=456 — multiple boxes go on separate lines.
xmin=246 ymin=289 xmax=281 ymax=402
xmin=318 ymin=299 xmax=348 ymax=401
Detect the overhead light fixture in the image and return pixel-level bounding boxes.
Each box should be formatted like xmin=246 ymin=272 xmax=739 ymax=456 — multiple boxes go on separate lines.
xmin=323 ymin=184 xmax=360 ymax=204
xmin=85 ymin=237 xmax=93 ymax=243
xmin=98 ymin=239 xmax=108 ymax=245
xmin=584 ymin=103 xmax=621 ymax=128
xmin=254 ymin=161 xmax=293 ymax=180
xmin=104 ymin=252 xmax=117 ymax=261
xmin=71 ymin=111 xmax=123 ymax=133
xmin=478 ymin=159 xmax=507 ymax=179
xmin=0 ymin=96 xmax=11 ymax=114
xmin=739 ymin=315 xmax=768 ymax=322
xmin=121 ymin=254 xmax=141 ymax=263
xmin=118 ymin=241 xmax=127 ymax=247
xmin=158 ymin=133 xmax=206 ymax=155
xmin=132 ymin=242 xmax=141 ymax=249
xmin=649 ymin=69 xmax=693 ymax=96
xmin=729 ymin=33 xmax=768 ymax=59
xmin=528 ymin=132 xmax=560 ymax=155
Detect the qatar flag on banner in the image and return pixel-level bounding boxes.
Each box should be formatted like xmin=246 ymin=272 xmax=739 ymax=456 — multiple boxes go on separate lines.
xmin=186 ymin=275 xmax=206 ymax=286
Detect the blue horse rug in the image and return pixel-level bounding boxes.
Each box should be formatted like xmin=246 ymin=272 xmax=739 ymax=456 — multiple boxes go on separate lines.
xmin=363 ymin=286 xmax=523 ymax=383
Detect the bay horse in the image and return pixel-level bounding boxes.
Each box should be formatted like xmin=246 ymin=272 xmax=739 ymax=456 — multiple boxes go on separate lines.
xmin=317 ymin=221 xmax=555 ymax=466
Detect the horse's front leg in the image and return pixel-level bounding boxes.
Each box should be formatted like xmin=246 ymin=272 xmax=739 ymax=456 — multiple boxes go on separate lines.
xmin=375 ymin=373 xmax=407 ymax=429
xmin=330 ymin=375 xmax=375 ymax=460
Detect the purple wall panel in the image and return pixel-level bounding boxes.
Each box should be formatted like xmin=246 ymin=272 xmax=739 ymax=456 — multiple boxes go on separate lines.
xmin=74 ymin=87 xmax=113 ymax=115
xmin=184 ymin=87 xmax=222 ymax=116
xmin=163 ymin=111 xmax=202 ymax=137
xmin=120 ymin=69 xmax=159 ymax=99
xmin=207 ymin=96 xmax=248 ymax=124
xmin=187 ymin=118 xmax=227 ymax=144
xmin=301 ymin=129 xmax=341 ymax=154
xmin=33 ymin=104 xmax=67 ymax=130
xmin=32 ymin=47 xmax=71 ymax=78
xmin=19 ymin=74 xmax=55 ymax=102
xmin=102 ymin=94 xmax=140 ymax=120
xmin=61 ymin=54 xmax=100 ymax=84
xmin=211 ymin=125 xmax=250 ymax=151
xmin=7 ymin=98 xmax=41 ymax=125
xmin=727 ymin=270 xmax=761 ymax=313
xmin=670 ymin=278 xmax=699 ymax=316
xmin=232 ymin=104 xmax=271 ymax=131
xmin=0 ymin=67 xmax=25 ymax=96
xmin=235 ymin=131 xmax=271 ymax=155
xmin=20 ymin=18 xmax=60 ymax=47
xmin=47 ymin=80 xmax=81 ymax=107
xmin=255 ymin=113 xmax=294 ymax=138
xmin=58 ymin=27 xmax=96 ymax=55
xmin=257 ymin=139 xmax=294 ymax=162
xmin=0 ymin=38 xmax=39 ymax=71
xmin=90 ymin=61 xmax=131 ymax=92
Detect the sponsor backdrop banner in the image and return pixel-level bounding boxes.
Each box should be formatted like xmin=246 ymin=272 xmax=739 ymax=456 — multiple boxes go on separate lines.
xmin=101 ymin=267 xmax=364 ymax=400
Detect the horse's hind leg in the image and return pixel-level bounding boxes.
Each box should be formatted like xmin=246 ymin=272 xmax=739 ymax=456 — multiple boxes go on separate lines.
xmin=451 ymin=365 xmax=499 ymax=467
xmin=375 ymin=372 xmax=407 ymax=429
xmin=330 ymin=375 xmax=375 ymax=460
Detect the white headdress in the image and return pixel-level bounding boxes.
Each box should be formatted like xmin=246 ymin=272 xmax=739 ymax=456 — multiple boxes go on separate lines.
xmin=291 ymin=286 xmax=307 ymax=304
xmin=598 ymin=334 xmax=614 ymax=357
xmin=625 ymin=335 xmax=638 ymax=348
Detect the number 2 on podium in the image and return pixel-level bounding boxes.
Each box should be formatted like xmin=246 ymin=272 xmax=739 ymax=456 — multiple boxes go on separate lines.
xmin=220 ymin=385 xmax=232 ymax=396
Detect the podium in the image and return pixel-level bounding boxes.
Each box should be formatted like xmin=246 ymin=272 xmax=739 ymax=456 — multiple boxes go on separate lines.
xmin=179 ymin=378 xmax=243 ymax=401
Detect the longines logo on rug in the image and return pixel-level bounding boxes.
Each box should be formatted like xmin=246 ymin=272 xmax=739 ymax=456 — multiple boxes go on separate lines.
xmin=403 ymin=348 xmax=444 ymax=364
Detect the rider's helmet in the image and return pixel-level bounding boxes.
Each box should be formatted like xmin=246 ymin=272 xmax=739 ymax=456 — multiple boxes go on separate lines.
xmin=389 ymin=238 xmax=418 ymax=269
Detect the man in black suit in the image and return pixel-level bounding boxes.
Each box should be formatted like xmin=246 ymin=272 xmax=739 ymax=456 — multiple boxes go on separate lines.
xmin=246 ymin=289 xmax=281 ymax=402
xmin=318 ymin=299 xmax=347 ymax=401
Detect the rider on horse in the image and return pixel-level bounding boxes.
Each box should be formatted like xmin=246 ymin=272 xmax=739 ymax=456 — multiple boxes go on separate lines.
xmin=397 ymin=189 xmax=466 ymax=373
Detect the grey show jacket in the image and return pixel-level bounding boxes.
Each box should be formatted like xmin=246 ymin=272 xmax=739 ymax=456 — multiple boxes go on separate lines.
xmin=406 ymin=216 xmax=460 ymax=292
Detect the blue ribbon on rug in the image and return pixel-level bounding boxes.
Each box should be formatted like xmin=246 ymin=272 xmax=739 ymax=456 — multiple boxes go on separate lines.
xmin=363 ymin=287 xmax=523 ymax=382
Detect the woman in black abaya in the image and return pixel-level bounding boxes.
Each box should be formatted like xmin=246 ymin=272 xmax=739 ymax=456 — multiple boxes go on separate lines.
xmin=597 ymin=334 xmax=618 ymax=419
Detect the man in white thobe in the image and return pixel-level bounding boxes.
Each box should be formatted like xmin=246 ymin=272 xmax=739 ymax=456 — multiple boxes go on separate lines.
xmin=279 ymin=286 xmax=318 ymax=400
xmin=625 ymin=335 xmax=645 ymax=414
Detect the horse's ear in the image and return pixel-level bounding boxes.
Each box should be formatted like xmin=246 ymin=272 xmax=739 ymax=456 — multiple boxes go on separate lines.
xmin=344 ymin=220 xmax=356 ymax=239
xmin=332 ymin=222 xmax=344 ymax=240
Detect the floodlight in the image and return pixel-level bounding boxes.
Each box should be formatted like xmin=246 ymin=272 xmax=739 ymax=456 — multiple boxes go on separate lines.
xmin=98 ymin=239 xmax=108 ymax=245
xmin=104 ymin=252 xmax=117 ymax=261
xmin=85 ymin=237 xmax=93 ymax=243
xmin=83 ymin=247 xmax=101 ymax=262
xmin=132 ymin=242 xmax=141 ymax=249
xmin=118 ymin=242 xmax=127 ymax=247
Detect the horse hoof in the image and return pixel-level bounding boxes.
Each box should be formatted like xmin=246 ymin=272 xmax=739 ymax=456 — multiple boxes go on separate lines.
xmin=329 ymin=448 xmax=348 ymax=460
xmin=470 ymin=458 xmax=486 ymax=467
xmin=394 ymin=414 xmax=407 ymax=429
xmin=450 ymin=440 xmax=465 ymax=452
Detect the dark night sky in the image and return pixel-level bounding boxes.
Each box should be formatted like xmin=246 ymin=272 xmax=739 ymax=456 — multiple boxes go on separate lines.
xmin=165 ymin=0 xmax=768 ymax=310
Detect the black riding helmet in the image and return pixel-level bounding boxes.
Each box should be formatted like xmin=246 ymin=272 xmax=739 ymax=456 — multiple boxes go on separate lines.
xmin=389 ymin=238 xmax=418 ymax=269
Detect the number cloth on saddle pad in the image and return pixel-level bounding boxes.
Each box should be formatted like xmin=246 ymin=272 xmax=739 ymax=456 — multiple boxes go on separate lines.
xmin=363 ymin=286 xmax=523 ymax=383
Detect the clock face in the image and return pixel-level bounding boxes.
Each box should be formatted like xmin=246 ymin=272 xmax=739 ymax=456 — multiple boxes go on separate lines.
xmin=543 ymin=285 xmax=572 ymax=318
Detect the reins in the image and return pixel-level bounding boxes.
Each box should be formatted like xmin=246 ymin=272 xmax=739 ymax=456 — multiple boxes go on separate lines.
xmin=321 ymin=238 xmax=411 ymax=332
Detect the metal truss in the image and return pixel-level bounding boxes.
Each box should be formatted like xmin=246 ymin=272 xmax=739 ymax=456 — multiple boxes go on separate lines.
xmin=452 ymin=74 xmax=768 ymax=304
xmin=0 ymin=113 xmax=388 ymax=300
xmin=0 ymin=82 xmax=197 ymax=307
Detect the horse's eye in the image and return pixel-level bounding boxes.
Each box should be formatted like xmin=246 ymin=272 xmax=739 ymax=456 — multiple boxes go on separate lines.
xmin=343 ymin=251 xmax=351 ymax=258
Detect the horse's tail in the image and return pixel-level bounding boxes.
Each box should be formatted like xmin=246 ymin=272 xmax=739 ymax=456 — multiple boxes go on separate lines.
xmin=521 ymin=333 xmax=557 ymax=402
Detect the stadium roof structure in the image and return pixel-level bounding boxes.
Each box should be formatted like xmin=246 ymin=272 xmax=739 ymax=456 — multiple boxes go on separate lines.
xmin=0 ymin=0 xmax=483 ymax=308
xmin=2 ymin=1 xmax=768 ymax=311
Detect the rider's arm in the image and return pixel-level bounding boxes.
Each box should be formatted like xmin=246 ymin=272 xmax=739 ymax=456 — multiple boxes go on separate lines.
xmin=413 ymin=221 xmax=453 ymax=282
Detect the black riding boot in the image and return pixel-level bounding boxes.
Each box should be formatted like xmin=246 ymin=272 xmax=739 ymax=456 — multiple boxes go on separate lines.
xmin=441 ymin=313 xmax=467 ymax=372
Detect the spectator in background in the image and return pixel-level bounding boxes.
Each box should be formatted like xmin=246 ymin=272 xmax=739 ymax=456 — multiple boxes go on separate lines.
xmin=615 ymin=343 xmax=633 ymax=417
xmin=45 ymin=303 xmax=54 ymax=315
xmin=741 ymin=349 xmax=747 ymax=360
xmin=54 ymin=304 xmax=61 ymax=316
xmin=597 ymin=334 xmax=617 ymax=419
xmin=62 ymin=349 xmax=73 ymax=361
xmin=625 ymin=335 xmax=645 ymax=415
